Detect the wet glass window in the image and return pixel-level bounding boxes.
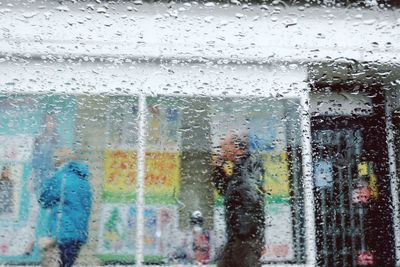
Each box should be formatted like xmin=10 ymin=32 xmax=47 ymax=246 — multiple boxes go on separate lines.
xmin=0 ymin=0 xmax=399 ymax=266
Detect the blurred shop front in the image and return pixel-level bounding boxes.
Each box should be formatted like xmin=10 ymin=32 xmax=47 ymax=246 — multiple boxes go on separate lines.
xmin=0 ymin=1 xmax=400 ymax=267
xmin=0 ymin=62 xmax=310 ymax=265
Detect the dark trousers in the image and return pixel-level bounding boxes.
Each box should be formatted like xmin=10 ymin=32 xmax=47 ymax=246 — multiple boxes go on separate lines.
xmin=216 ymin=238 xmax=263 ymax=267
xmin=59 ymin=241 xmax=83 ymax=267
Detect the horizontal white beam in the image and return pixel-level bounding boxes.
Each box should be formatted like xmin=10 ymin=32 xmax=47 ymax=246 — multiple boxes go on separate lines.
xmin=0 ymin=61 xmax=307 ymax=98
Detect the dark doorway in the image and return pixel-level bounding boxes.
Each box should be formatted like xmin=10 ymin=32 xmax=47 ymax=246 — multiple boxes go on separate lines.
xmin=311 ymin=99 xmax=395 ymax=266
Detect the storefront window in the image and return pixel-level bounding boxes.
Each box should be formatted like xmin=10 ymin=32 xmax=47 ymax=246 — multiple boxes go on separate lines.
xmin=0 ymin=92 xmax=307 ymax=264
xmin=0 ymin=0 xmax=399 ymax=265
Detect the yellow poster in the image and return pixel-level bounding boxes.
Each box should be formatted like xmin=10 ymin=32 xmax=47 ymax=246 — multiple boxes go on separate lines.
xmin=103 ymin=150 xmax=137 ymax=196
xmin=145 ymin=152 xmax=180 ymax=204
xmin=103 ymin=150 xmax=180 ymax=203
xmin=263 ymin=152 xmax=290 ymax=202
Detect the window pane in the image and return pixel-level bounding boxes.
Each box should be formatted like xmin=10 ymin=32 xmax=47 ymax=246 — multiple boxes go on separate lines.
xmin=140 ymin=96 xmax=306 ymax=265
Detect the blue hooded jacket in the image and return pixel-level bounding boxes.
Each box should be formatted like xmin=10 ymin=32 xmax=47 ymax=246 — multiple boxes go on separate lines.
xmin=39 ymin=160 xmax=92 ymax=244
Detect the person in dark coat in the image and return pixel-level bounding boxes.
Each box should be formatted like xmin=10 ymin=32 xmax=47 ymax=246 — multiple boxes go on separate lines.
xmin=39 ymin=160 xmax=92 ymax=267
xmin=213 ymin=133 xmax=266 ymax=267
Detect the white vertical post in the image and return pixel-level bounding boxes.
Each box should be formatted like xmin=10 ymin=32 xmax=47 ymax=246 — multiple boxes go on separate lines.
xmin=385 ymin=96 xmax=400 ymax=266
xmin=300 ymin=90 xmax=317 ymax=267
xmin=136 ymin=94 xmax=147 ymax=267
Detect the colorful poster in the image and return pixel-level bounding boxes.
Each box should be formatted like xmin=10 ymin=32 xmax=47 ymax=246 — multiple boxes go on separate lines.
xmin=0 ymin=135 xmax=37 ymax=259
xmin=146 ymin=102 xmax=181 ymax=151
xmin=262 ymin=152 xmax=294 ymax=261
xmin=263 ymin=151 xmax=290 ymax=202
xmin=0 ymin=135 xmax=41 ymax=259
xmin=262 ymin=203 xmax=295 ymax=261
xmin=103 ymin=150 xmax=137 ymax=200
xmin=143 ymin=209 xmax=158 ymax=255
xmin=145 ymin=152 xmax=180 ymax=204
xmin=103 ymin=151 xmax=180 ymax=204
xmin=97 ymin=204 xmax=178 ymax=259
xmin=98 ymin=204 xmax=131 ymax=255
xmin=0 ymin=161 xmax=33 ymax=257
xmin=102 ymin=206 xmax=126 ymax=252
xmin=0 ymin=163 xmax=23 ymax=219
xmin=0 ymin=135 xmax=33 ymax=221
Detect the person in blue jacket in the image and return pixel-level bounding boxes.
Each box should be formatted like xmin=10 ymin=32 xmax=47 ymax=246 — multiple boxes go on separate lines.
xmin=39 ymin=160 xmax=92 ymax=267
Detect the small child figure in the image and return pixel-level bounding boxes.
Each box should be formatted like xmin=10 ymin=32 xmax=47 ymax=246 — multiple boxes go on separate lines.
xmin=190 ymin=211 xmax=211 ymax=264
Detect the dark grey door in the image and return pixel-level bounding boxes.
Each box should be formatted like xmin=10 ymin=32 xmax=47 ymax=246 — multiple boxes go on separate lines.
xmin=311 ymin=116 xmax=395 ymax=267
xmin=313 ymin=128 xmax=367 ymax=267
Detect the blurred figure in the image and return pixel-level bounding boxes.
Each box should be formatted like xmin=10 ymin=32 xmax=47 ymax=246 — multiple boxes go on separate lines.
xmin=213 ymin=133 xmax=266 ymax=267
xmin=0 ymin=166 xmax=14 ymax=215
xmin=39 ymin=157 xmax=92 ymax=267
xmin=168 ymin=211 xmax=211 ymax=265
xmin=27 ymin=112 xmax=62 ymax=254
xmin=190 ymin=211 xmax=211 ymax=264
xmin=32 ymin=112 xmax=60 ymax=198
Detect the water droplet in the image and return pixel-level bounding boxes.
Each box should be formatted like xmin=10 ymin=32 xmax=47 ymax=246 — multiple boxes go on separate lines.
xmin=133 ymin=0 xmax=143 ymax=5
xmin=235 ymin=13 xmax=244 ymax=19
xmin=204 ymin=2 xmax=216 ymax=7
xmin=363 ymin=19 xmax=376 ymax=25
xmin=97 ymin=7 xmax=107 ymax=14
xmin=22 ymin=12 xmax=37 ymax=19
xmin=55 ymin=5 xmax=70 ymax=12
